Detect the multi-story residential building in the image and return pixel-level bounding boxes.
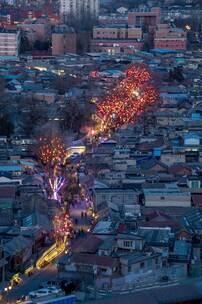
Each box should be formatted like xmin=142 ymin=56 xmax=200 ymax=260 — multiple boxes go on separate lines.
xmin=52 ymin=24 xmax=77 ymax=55
xmin=0 ymin=28 xmax=20 ymax=57
xmin=91 ymin=24 xmax=143 ymax=53
xmin=128 ymin=7 xmax=161 ymax=28
xmin=154 ymin=24 xmax=187 ymax=50
xmin=17 ymin=18 xmax=51 ymax=43
xmin=93 ymin=25 xmax=142 ymax=40
xmin=60 ymin=0 xmax=99 ymax=20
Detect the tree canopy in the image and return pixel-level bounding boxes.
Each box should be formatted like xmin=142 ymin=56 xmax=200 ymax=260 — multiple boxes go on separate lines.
xmin=0 ymin=114 xmax=14 ymax=137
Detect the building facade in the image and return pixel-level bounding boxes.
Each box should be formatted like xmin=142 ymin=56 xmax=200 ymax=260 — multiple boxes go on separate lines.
xmin=143 ymin=184 xmax=191 ymax=207
xmin=93 ymin=25 xmax=142 ymax=40
xmin=91 ymin=25 xmax=143 ymax=53
xmin=52 ymin=25 xmax=77 ymax=55
xmin=18 ymin=18 xmax=51 ymax=43
xmin=154 ymin=24 xmax=187 ymax=50
xmin=128 ymin=7 xmax=161 ymax=28
xmin=0 ymin=29 xmax=20 ymax=57
xmin=60 ymin=0 xmax=99 ymax=20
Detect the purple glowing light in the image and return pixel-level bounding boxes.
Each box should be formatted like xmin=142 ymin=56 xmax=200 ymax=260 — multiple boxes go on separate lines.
xmin=48 ymin=176 xmax=66 ymax=201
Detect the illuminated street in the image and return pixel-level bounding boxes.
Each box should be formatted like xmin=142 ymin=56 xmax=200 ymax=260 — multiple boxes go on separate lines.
xmin=3 ymin=264 xmax=57 ymax=304
xmin=36 ymin=242 xmax=66 ymax=269
xmin=70 ymin=200 xmax=92 ymax=232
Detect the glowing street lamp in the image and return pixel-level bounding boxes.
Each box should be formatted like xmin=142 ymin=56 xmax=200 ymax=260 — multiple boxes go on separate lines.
xmin=185 ymin=24 xmax=191 ymax=31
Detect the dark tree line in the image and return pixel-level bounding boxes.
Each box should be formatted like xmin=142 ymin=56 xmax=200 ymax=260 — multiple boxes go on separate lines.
xmin=20 ymin=35 xmax=51 ymax=54
xmin=0 ymin=115 xmax=14 ymax=137
xmin=54 ymin=75 xmax=79 ymax=95
xmin=60 ymin=100 xmax=95 ymax=134
xmin=169 ymin=67 xmax=184 ymax=82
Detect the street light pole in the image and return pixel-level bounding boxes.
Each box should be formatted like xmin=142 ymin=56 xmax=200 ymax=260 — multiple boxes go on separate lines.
xmin=93 ymin=264 xmax=97 ymax=299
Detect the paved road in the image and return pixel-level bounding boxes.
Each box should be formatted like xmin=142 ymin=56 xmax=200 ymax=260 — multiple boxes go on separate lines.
xmin=3 ymin=264 xmax=57 ymax=303
xmin=1 ymin=201 xmax=91 ymax=303
xmin=70 ymin=200 xmax=91 ymax=231
xmin=87 ymin=276 xmax=202 ymax=302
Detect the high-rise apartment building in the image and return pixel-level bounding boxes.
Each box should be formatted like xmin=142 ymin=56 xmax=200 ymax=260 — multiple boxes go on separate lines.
xmin=60 ymin=0 xmax=99 ymax=21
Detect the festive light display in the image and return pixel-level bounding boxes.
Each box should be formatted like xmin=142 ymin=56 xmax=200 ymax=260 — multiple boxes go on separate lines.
xmin=48 ymin=176 xmax=66 ymax=201
xmin=38 ymin=137 xmax=67 ymax=201
xmin=53 ymin=212 xmax=73 ymax=242
xmin=97 ymin=64 xmax=158 ymax=132
xmin=125 ymin=64 xmax=151 ymax=82
xmin=38 ymin=137 xmax=66 ymax=166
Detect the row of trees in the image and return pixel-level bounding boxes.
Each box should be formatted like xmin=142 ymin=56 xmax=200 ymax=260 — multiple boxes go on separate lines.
xmin=0 ymin=92 xmax=48 ymax=137
xmin=0 ymin=115 xmax=14 ymax=137
xmin=60 ymin=100 xmax=95 ymax=134
xmin=0 ymin=65 xmax=96 ymax=137
xmin=0 ymin=96 xmax=94 ymax=138
xmin=20 ymin=35 xmax=51 ymax=53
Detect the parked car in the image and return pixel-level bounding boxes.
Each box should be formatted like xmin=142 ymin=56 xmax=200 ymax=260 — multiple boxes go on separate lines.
xmin=35 ymin=289 xmax=51 ymax=297
xmin=28 ymin=291 xmax=37 ymax=299
xmin=29 ymin=288 xmax=51 ymax=298
xmin=46 ymin=286 xmax=62 ymax=294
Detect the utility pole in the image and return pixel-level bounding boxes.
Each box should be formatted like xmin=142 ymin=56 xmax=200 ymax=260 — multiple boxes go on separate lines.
xmin=1 ymin=240 xmax=5 ymax=283
xmin=93 ymin=264 xmax=97 ymax=299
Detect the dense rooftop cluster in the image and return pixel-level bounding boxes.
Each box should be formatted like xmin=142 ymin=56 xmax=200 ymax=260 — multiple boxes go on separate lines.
xmin=0 ymin=0 xmax=201 ymax=304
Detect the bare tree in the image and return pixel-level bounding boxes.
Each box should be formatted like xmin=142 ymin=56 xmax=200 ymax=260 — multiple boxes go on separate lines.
xmin=60 ymin=100 xmax=94 ymax=134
